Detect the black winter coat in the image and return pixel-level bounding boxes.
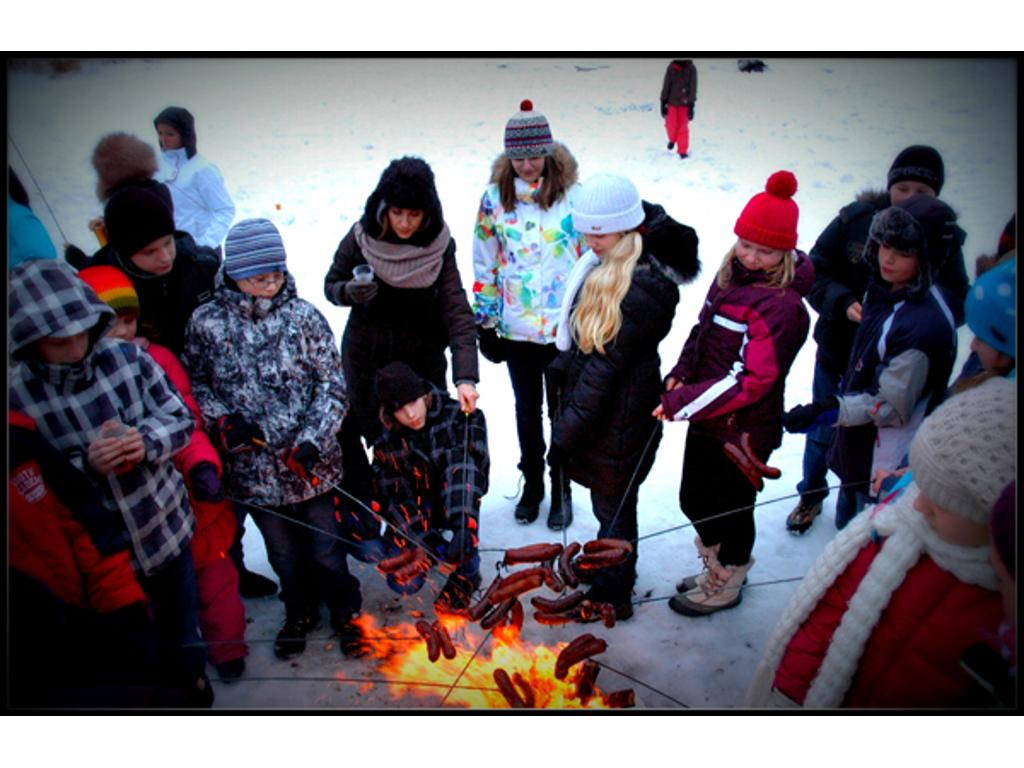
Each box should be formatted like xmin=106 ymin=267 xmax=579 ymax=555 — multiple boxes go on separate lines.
xmin=324 ymin=226 xmax=478 ymax=442
xmin=808 ymin=190 xmax=968 ymax=375
xmin=551 ymin=205 xmax=697 ymax=497
xmin=85 ymin=231 xmax=219 ymax=356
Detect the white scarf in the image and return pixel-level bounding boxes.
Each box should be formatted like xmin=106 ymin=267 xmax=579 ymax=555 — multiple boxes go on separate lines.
xmin=555 ymin=249 xmax=600 ymax=352
xmin=745 ymin=482 xmax=999 ymax=708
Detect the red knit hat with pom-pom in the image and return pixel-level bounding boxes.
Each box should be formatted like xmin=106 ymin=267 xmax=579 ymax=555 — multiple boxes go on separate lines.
xmin=734 ymin=171 xmax=799 ymax=250
xmin=504 ymin=99 xmax=554 ymax=159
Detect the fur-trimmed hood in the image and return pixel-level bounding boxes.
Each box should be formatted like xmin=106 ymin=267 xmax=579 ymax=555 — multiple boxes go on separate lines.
xmin=91 ymin=133 xmax=159 ymax=202
xmin=488 ymin=141 xmax=578 ymax=188
xmin=639 ymin=201 xmax=701 ymax=285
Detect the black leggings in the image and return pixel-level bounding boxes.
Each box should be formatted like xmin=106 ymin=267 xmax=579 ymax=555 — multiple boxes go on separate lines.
xmin=679 ymin=431 xmax=760 ymax=566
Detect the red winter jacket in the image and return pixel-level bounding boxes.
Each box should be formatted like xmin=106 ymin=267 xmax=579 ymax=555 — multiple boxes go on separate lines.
xmin=9 ymin=411 xmax=145 ymax=614
xmin=143 ymin=341 xmax=234 ymax=569
xmin=773 ymin=537 xmax=1004 ymax=708
xmin=661 ymin=253 xmax=813 ymax=453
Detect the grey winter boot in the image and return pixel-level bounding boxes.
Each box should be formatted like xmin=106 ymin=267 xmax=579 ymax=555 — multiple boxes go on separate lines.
xmin=669 ymin=557 xmax=755 ymax=617
xmin=674 ymin=536 xmax=721 ymax=593
xmin=546 ymin=465 xmax=573 ymax=531
xmin=514 ymin=472 xmax=545 ymax=524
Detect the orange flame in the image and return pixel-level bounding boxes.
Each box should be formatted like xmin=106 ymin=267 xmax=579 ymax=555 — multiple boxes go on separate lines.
xmin=347 ymin=613 xmax=613 ymax=709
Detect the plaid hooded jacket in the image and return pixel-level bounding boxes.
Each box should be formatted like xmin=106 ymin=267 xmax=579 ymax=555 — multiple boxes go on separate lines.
xmin=9 ymin=260 xmax=195 ymax=576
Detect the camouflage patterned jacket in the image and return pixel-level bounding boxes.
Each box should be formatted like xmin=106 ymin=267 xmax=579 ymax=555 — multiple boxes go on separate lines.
xmin=182 ymin=273 xmax=347 ymax=507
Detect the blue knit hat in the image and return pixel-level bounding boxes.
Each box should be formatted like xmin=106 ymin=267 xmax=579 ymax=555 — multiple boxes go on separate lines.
xmin=966 ymin=255 xmax=1016 ymax=358
xmin=224 ymin=218 xmax=288 ymax=280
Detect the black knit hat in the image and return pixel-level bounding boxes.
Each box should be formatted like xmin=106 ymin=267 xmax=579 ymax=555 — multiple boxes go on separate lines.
xmin=104 ymin=182 xmax=176 ymax=259
xmin=154 ymin=106 xmax=197 ymax=159
xmin=362 ymin=156 xmax=444 ymax=245
xmin=375 ymin=361 xmax=430 ymax=414
xmin=887 ymin=145 xmax=945 ymax=195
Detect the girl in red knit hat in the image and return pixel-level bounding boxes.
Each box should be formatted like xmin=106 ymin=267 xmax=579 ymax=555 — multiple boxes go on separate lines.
xmin=654 ymin=171 xmax=813 ymax=616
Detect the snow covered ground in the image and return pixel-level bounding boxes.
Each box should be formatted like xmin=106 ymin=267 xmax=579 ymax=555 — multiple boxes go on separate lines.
xmin=7 ymin=56 xmax=1017 ymax=710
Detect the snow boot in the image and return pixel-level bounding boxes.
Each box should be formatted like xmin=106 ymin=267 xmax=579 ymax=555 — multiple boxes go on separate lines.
xmin=435 ymin=570 xmax=482 ymax=613
xmin=674 ymin=536 xmax=721 ymax=593
xmin=332 ymin=611 xmax=370 ymax=658
xmin=667 ymin=141 xmax=675 ymax=150
xmin=514 ymin=472 xmax=544 ymax=524
xmin=576 ymin=586 xmax=634 ymax=622
xmin=215 ymin=657 xmax=246 ymax=682
xmin=238 ymin=569 xmax=278 ymax=599
xmin=273 ymin=608 xmax=321 ymax=660
xmin=546 ymin=466 xmax=573 ymax=531
xmin=669 ymin=558 xmax=754 ymax=617
xmin=786 ymin=498 xmax=822 ymax=534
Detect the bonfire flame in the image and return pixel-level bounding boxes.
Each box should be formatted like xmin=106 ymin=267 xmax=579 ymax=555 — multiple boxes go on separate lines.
xmin=350 ymin=613 xmax=615 ymax=709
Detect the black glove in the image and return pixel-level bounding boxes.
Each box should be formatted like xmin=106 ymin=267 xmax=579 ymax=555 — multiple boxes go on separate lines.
xmin=188 ymin=462 xmax=223 ymax=502
xmin=477 ymin=326 xmax=507 ymax=364
xmin=687 ymin=102 xmax=695 ymax=121
xmin=343 ymin=279 xmax=378 ymax=304
xmin=660 ymin=101 xmax=668 ymax=118
xmin=444 ymin=519 xmax=477 ymax=565
xmin=215 ymin=414 xmax=265 ymax=454
xmin=285 ymin=441 xmax=321 ymax=483
xmin=64 ymin=243 xmax=91 ymax=270
xmin=783 ymin=398 xmax=838 ymax=434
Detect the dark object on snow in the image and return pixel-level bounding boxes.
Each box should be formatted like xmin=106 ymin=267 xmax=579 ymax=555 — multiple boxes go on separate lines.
xmin=738 ymin=59 xmax=766 ymax=73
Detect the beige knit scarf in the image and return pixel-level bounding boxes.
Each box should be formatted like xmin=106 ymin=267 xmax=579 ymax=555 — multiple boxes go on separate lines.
xmin=354 ymin=222 xmax=450 ymax=289
xmin=745 ymin=483 xmax=998 ymax=708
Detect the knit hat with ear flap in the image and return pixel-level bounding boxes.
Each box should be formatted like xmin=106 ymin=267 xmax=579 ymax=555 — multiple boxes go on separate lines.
xmin=908 ymin=376 xmax=1017 ymax=526
xmin=734 ymin=171 xmax=799 ymax=250
xmin=571 ymin=173 xmax=644 ymax=235
xmin=504 ymin=99 xmax=555 ymax=159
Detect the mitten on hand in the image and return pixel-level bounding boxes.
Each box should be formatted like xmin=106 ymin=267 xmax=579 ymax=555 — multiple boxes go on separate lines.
xmin=188 ymin=462 xmax=223 ymax=502
xmin=782 ymin=399 xmax=837 ymax=433
xmin=444 ymin=519 xmax=478 ymax=565
xmin=215 ymin=414 xmax=265 ymax=454
xmin=285 ymin=441 xmax=321 ymax=484
xmin=477 ymin=326 xmax=506 ymax=364
xmin=660 ymin=101 xmax=668 ymax=118
xmin=687 ymin=102 xmax=695 ymax=121
xmin=343 ymin=279 xmax=378 ymax=304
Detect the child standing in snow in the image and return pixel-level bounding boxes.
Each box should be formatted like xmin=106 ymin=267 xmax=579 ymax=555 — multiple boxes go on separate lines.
xmin=784 ymin=196 xmax=960 ymax=527
xmin=655 ymin=171 xmax=811 ymax=618
xmin=154 ymin=106 xmax=236 ymax=253
xmin=8 ymin=259 xmax=211 ymax=706
xmin=787 ymin=145 xmax=969 ymax=534
xmin=659 ymin=59 xmax=697 ymax=158
xmin=550 ymin=173 xmax=699 ymax=620
xmin=371 ymin=361 xmax=489 ymax=612
xmin=746 ymin=377 xmax=1015 ymax=709
xmin=472 ymin=99 xmax=583 ymax=530
xmin=183 ymin=218 xmax=368 ymax=660
xmin=79 ymin=265 xmax=249 ymax=681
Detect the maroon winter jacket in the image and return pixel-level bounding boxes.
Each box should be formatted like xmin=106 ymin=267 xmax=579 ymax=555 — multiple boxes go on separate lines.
xmin=661 ymin=252 xmax=813 ymax=453
xmin=773 ymin=537 xmax=1004 ymax=707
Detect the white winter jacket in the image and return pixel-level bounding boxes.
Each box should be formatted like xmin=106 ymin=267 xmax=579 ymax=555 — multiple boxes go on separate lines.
xmin=157 ymin=148 xmax=235 ymax=251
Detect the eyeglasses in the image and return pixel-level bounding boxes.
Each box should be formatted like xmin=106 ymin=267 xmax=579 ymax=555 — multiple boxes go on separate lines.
xmin=241 ymin=272 xmax=285 ymax=287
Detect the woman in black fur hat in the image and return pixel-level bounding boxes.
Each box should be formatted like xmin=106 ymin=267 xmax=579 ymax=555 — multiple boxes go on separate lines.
xmin=324 ymin=156 xmax=479 ymax=518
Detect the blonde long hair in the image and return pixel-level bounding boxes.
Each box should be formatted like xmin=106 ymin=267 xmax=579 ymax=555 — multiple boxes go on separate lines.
xmin=716 ymin=243 xmax=796 ymax=290
xmin=571 ymin=231 xmax=643 ymax=354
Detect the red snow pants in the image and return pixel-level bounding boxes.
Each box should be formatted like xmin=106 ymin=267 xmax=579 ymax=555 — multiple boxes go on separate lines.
xmin=665 ymin=104 xmax=690 ymax=155
xmin=195 ymin=555 xmax=248 ymax=665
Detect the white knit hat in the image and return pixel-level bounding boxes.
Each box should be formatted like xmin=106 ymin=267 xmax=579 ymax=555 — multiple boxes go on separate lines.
xmin=572 ymin=174 xmax=644 ymax=235
xmin=909 ymin=377 xmax=1017 ymax=525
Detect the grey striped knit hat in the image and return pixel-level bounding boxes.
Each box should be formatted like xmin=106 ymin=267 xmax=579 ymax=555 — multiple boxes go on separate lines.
xmin=504 ymin=99 xmax=554 ymax=159
xmin=224 ymin=218 xmax=288 ymax=280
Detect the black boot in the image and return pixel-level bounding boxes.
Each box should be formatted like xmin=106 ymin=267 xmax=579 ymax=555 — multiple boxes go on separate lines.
xmin=514 ymin=472 xmax=544 ymax=524
xmin=273 ymin=607 xmax=321 ymax=660
xmin=331 ymin=609 xmax=370 ymax=658
xmin=547 ymin=465 xmax=573 ymax=531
